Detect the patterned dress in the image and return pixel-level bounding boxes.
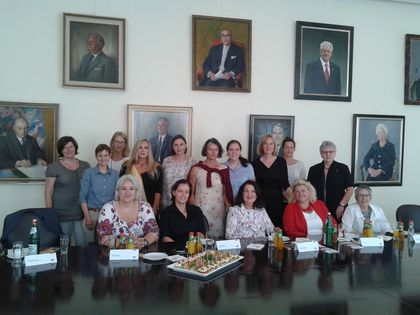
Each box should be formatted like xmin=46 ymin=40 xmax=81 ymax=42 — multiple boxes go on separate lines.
xmin=96 ymin=200 xmax=159 ymax=245
xmin=225 ymin=204 xmax=274 ymax=239
xmin=161 ymin=156 xmax=196 ymax=208
xmin=192 ymin=163 xmax=233 ymax=239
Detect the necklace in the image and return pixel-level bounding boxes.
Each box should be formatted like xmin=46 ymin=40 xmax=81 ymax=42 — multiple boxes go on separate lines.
xmin=60 ymin=158 xmax=79 ymax=170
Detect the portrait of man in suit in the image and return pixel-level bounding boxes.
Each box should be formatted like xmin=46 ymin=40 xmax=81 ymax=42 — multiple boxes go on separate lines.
xmin=77 ymin=33 xmax=117 ymax=83
xmin=200 ymin=29 xmax=245 ymax=88
xmin=150 ymin=117 xmax=173 ymax=163
xmin=0 ymin=117 xmax=46 ymax=169
xmin=271 ymin=123 xmax=285 ymax=157
xmin=304 ymin=41 xmax=341 ymax=95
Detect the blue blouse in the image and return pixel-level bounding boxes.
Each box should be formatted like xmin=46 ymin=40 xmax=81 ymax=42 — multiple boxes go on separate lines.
xmin=224 ymin=161 xmax=256 ymax=200
xmin=79 ymin=166 xmax=119 ymax=209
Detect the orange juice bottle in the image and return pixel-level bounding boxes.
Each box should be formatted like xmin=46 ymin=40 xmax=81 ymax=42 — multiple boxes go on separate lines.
xmin=187 ymin=232 xmax=196 ymax=256
xmin=195 ymin=232 xmax=203 ymax=253
xmin=274 ymin=227 xmax=284 ymax=250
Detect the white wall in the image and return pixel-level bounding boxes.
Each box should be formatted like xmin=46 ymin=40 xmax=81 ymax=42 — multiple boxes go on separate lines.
xmin=1 ymin=0 xmax=420 ymax=231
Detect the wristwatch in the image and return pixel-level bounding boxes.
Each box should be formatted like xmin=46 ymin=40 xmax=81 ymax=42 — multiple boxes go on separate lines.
xmin=339 ymin=203 xmax=347 ymax=207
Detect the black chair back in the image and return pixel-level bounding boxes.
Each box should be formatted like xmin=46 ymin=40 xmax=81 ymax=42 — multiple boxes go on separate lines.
xmin=396 ymin=204 xmax=420 ymax=232
xmin=1 ymin=208 xmax=62 ymax=249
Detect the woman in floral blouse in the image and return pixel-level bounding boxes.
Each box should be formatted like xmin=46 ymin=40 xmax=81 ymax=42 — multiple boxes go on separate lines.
xmin=225 ymin=180 xmax=274 ymax=239
xmin=96 ymin=175 xmax=159 ymax=248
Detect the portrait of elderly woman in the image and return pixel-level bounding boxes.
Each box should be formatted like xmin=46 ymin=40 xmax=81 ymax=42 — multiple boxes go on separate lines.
xmin=363 ymin=123 xmax=396 ymax=181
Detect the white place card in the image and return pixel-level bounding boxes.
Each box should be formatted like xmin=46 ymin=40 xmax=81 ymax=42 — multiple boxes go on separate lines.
xmin=216 ymin=239 xmax=241 ymax=251
xmin=360 ymin=237 xmax=384 ymax=247
xmin=24 ymin=253 xmax=57 ymax=267
xmin=24 ymin=263 xmax=57 ymax=274
xmin=295 ymin=241 xmax=319 ymax=252
xmin=412 ymin=234 xmax=420 ymax=243
xmin=109 ymin=249 xmax=139 ymax=261
xmin=246 ymin=243 xmax=265 ymax=251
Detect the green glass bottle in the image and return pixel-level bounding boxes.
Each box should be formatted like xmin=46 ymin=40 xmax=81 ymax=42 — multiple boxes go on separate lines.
xmin=28 ymin=219 xmax=40 ymax=255
xmin=323 ymin=213 xmax=334 ymax=247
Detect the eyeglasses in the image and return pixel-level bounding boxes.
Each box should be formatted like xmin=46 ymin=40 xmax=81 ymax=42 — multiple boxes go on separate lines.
xmin=114 ymin=141 xmax=126 ymax=144
xmin=321 ymin=150 xmax=335 ymax=155
xmin=220 ymin=33 xmax=231 ymax=37
xmin=358 ymin=194 xmax=371 ymax=198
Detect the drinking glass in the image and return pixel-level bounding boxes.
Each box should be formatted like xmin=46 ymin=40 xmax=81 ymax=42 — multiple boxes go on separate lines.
xmin=60 ymin=234 xmax=70 ymax=255
xmin=266 ymin=227 xmax=275 ymax=247
xmin=13 ymin=241 xmax=23 ymax=259
xmin=205 ymin=232 xmax=214 ymax=251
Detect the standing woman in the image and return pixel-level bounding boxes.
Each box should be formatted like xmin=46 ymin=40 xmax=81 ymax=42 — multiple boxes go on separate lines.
xmin=282 ymin=137 xmax=306 ymax=186
xmin=120 ymin=139 xmax=162 ymax=216
xmin=252 ymin=134 xmax=291 ymax=228
xmin=189 ymin=138 xmax=233 ymax=239
xmin=224 ymin=140 xmax=255 ymax=200
xmin=161 ymin=135 xmax=196 ymax=209
xmin=108 ymin=131 xmax=130 ymax=173
xmin=79 ymin=144 xmax=119 ymax=243
xmin=44 ymin=136 xmax=90 ymax=246
xmin=307 ymin=141 xmax=353 ymax=222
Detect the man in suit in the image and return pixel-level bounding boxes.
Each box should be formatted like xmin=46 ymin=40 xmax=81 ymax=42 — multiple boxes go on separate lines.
xmin=271 ymin=123 xmax=285 ymax=156
xmin=77 ymin=33 xmax=117 ymax=83
xmin=0 ymin=117 xmax=46 ymax=169
xmin=200 ymin=29 xmax=245 ymax=88
xmin=150 ymin=117 xmax=173 ymax=163
xmin=304 ymin=41 xmax=341 ymax=95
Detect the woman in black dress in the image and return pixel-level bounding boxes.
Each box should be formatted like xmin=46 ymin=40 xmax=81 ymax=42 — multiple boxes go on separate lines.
xmin=251 ymin=134 xmax=291 ymax=227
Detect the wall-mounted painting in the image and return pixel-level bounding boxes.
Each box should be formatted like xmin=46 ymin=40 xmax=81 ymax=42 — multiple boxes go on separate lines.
xmin=192 ymin=15 xmax=252 ymax=92
xmin=63 ymin=13 xmax=125 ymax=89
xmin=294 ymin=21 xmax=353 ymax=102
xmin=351 ymin=114 xmax=405 ymax=186
xmin=0 ymin=101 xmax=59 ymax=182
xmin=127 ymin=105 xmax=193 ymax=163
xmin=248 ymin=115 xmax=295 ymax=161
xmin=404 ymin=34 xmax=420 ymax=105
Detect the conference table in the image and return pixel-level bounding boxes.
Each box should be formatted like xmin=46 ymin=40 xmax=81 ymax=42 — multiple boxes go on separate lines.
xmin=1 ymin=238 xmax=420 ymax=315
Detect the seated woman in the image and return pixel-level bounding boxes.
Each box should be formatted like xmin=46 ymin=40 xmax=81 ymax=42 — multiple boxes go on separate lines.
xmin=160 ymin=179 xmax=206 ymax=245
xmin=225 ymin=180 xmax=274 ymax=239
xmin=342 ymin=185 xmax=392 ymax=235
xmin=283 ymin=179 xmax=336 ymax=240
xmin=96 ymin=175 xmax=159 ymax=248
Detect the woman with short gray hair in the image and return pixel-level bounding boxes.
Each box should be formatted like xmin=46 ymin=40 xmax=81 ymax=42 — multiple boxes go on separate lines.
xmin=342 ymin=184 xmax=392 ymax=234
xmin=307 ymin=140 xmax=353 ymax=222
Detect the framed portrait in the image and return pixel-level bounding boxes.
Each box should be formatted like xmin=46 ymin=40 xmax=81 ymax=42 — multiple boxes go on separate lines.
xmin=404 ymin=34 xmax=420 ymax=105
xmin=63 ymin=13 xmax=125 ymax=90
xmin=294 ymin=21 xmax=354 ymax=102
xmin=248 ymin=115 xmax=295 ymax=161
xmin=0 ymin=101 xmax=59 ymax=182
xmin=351 ymin=114 xmax=405 ymax=186
xmin=192 ymin=15 xmax=252 ymax=92
xmin=127 ymin=105 xmax=193 ymax=163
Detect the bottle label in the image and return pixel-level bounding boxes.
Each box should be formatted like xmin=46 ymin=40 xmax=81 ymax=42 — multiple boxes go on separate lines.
xmin=28 ymin=244 xmax=38 ymax=256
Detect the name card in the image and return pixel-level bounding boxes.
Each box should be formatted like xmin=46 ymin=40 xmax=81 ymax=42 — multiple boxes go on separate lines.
xmin=216 ymin=239 xmax=241 ymax=251
xmin=24 ymin=253 xmax=57 ymax=267
xmin=295 ymin=250 xmax=319 ymax=260
xmin=295 ymin=241 xmax=319 ymax=252
xmin=412 ymin=234 xmax=420 ymax=244
xmin=360 ymin=237 xmax=384 ymax=247
xmin=109 ymin=249 xmax=139 ymax=261
xmin=24 ymin=263 xmax=57 ymax=274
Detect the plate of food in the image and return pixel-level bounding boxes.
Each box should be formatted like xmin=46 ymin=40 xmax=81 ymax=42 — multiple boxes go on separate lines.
xmin=167 ymin=250 xmax=243 ymax=279
xmin=143 ymin=252 xmax=168 ymax=261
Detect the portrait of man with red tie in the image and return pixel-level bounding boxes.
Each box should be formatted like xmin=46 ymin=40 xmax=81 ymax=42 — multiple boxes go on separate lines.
xmin=303 ymin=41 xmax=341 ymax=95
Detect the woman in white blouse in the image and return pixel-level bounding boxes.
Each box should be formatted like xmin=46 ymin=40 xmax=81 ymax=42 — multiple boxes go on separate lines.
xmin=225 ymin=180 xmax=274 ymax=239
xmin=282 ymin=137 xmax=306 ymax=186
xmin=342 ymin=185 xmax=392 ymax=235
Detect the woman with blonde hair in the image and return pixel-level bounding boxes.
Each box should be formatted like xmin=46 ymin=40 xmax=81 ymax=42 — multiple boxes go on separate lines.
xmin=251 ymin=134 xmax=291 ymax=228
xmin=109 ymin=131 xmax=130 ymax=172
xmin=120 ymin=139 xmax=162 ymax=216
xmin=283 ymin=179 xmax=336 ymax=240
